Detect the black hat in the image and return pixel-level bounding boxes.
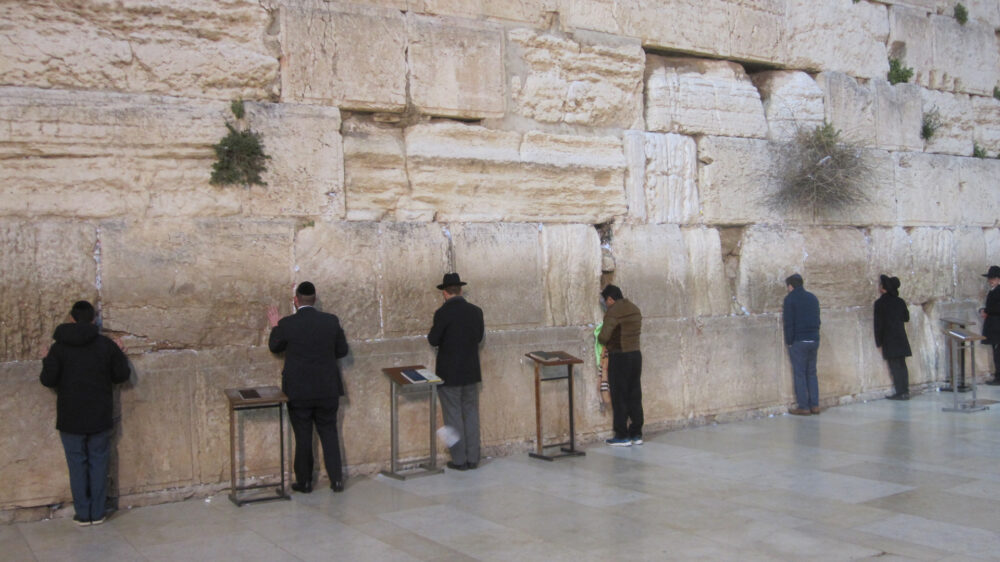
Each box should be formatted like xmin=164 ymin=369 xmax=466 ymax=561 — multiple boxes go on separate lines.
xmin=983 ymin=265 xmax=1000 ymax=279
xmin=880 ymin=274 xmax=901 ymax=296
xmin=296 ymin=281 xmax=316 ymax=296
xmin=437 ymin=273 xmax=467 ymax=290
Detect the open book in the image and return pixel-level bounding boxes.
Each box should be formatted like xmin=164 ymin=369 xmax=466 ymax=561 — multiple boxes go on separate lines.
xmin=401 ymin=368 xmax=442 ymax=384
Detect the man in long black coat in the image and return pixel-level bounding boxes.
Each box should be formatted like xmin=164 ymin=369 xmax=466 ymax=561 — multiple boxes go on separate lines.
xmin=874 ymin=275 xmax=912 ymax=400
xmin=981 ymin=266 xmax=1000 ymax=385
xmin=267 ymin=281 xmax=349 ymax=492
xmin=428 ymin=273 xmax=484 ymax=470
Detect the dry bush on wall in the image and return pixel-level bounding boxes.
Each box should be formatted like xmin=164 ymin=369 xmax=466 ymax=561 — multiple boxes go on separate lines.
xmin=767 ymin=122 xmax=873 ymax=217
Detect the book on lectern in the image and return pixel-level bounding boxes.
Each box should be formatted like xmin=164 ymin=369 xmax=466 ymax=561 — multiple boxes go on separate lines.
xmin=400 ymin=369 xmax=427 ymax=383
xmin=527 ymin=350 xmax=559 ymax=362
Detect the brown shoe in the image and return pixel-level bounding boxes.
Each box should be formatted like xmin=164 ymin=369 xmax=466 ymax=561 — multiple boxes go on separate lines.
xmin=810 ymin=407 xmax=821 ymax=414
xmin=789 ymin=408 xmax=812 ymax=416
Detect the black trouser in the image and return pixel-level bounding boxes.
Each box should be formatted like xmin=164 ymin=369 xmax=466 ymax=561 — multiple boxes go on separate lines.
xmin=288 ymin=398 xmax=341 ymax=486
xmin=608 ymin=350 xmax=643 ymax=439
xmin=992 ymin=342 xmax=1000 ymax=378
xmin=887 ymin=356 xmax=909 ymax=395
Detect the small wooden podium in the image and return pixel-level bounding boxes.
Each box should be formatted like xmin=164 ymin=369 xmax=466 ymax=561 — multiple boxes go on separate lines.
xmin=224 ymin=386 xmax=290 ymax=506
xmin=380 ymin=365 xmax=445 ymax=480
xmin=524 ymin=351 xmax=586 ymax=461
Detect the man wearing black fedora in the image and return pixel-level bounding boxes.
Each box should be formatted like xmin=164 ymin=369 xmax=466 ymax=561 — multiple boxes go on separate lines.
xmin=981 ymin=266 xmax=1000 ymax=385
xmin=428 ymin=272 xmax=485 ymax=470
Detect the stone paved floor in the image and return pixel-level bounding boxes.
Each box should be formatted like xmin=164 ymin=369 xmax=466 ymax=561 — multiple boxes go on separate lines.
xmin=7 ymin=385 xmax=1000 ymax=561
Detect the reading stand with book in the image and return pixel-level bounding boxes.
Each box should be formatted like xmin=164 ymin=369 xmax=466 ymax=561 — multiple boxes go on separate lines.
xmin=524 ymin=350 xmax=586 ymax=461
xmin=380 ymin=365 xmax=445 ymax=480
xmin=223 ymin=385 xmax=290 ymax=506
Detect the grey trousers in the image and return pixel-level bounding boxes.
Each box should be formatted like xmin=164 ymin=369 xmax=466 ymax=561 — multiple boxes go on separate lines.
xmin=437 ymin=383 xmax=481 ymax=465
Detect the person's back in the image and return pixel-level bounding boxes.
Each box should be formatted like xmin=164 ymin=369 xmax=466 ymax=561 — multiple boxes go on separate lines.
xmin=783 ymin=286 xmax=820 ymax=345
xmin=601 ymin=298 xmax=642 ymax=353
xmin=429 ymin=295 xmax=484 ymax=386
xmin=269 ymin=306 xmax=349 ymax=400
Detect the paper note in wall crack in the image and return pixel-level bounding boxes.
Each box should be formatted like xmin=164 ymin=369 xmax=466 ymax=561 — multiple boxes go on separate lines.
xmin=437 ymin=425 xmax=460 ymax=447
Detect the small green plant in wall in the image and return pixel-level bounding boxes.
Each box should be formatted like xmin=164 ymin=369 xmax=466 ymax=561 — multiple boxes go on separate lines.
xmin=993 ymin=86 xmax=1000 ymax=100
xmin=210 ymin=99 xmax=269 ymax=187
xmin=920 ymin=108 xmax=941 ymax=141
xmin=973 ymin=143 xmax=987 ymax=158
xmin=954 ymin=3 xmax=968 ymax=25
xmin=888 ymin=58 xmax=914 ymax=85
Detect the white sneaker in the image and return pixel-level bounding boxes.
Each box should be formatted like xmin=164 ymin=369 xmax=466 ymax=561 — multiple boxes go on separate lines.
xmin=605 ymin=437 xmax=632 ymax=447
xmin=631 ymin=437 xmax=643 ymax=445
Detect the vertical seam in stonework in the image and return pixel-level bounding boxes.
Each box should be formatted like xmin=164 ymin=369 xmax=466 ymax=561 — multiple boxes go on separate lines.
xmin=94 ymin=224 xmax=103 ymax=317
xmin=442 ymin=224 xmax=454 ymax=272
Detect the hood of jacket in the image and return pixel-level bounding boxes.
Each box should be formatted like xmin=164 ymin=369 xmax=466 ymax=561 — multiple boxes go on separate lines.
xmin=52 ymin=322 xmax=100 ymax=347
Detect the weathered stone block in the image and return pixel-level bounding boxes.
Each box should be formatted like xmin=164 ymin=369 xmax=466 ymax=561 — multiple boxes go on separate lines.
xmin=736 ymin=226 xmax=807 ymax=314
xmin=541 ymin=224 xmax=602 ymax=327
xmin=954 ymin=228 xmax=989 ymax=300
xmin=610 ymin=224 xmax=691 ymax=319
xmin=921 ymin=89 xmax=973 ymax=156
xmin=378 ymin=223 xmax=451 ymax=338
xmin=279 ymin=2 xmax=407 ymax=111
xmin=342 ymin=117 xmax=409 ymax=221
xmin=408 ymin=0 xmax=553 ymax=25
xmin=959 ymin=158 xmax=1000 ymax=228
xmin=101 ymin=220 xmax=294 ymax=349
xmin=0 ymin=0 xmax=277 ymax=100
xmin=929 ymin=16 xmax=999 ymax=95
xmin=0 ymin=221 xmax=97 ymax=362
xmin=294 ymin=222 xmax=382 ymax=340
xmin=815 ymin=309 xmax=868 ymax=400
xmin=452 ymin=223 xmax=544 ymax=329
xmin=682 ymin=227 xmax=732 ymax=317
xmin=907 ymin=228 xmax=956 ymax=303
xmin=623 ymin=131 xmax=699 ymax=224
xmin=404 ymin=122 xmax=627 ymax=223
xmin=697 ymin=136 xmax=780 ymax=225
xmin=637 ymin=318 xmax=691 ymax=423
xmin=507 ymin=27 xmax=644 ymax=128
xmin=818 ymin=149 xmax=898 ymax=228
xmin=243 ymin=102 xmax=344 ymax=218
xmin=985 ymin=228 xmax=1000 ymax=267
xmin=972 ymin=95 xmax=1000 ymax=156
xmin=894 ymin=152 xmax=962 ymax=225
xmin=801 ymin=228 xmax=872 ymax=309
xmin=785 ymin=0 xmax=889 ymax=80
xmin=887 ymin=5 xmax=935 ymax=88
xmin=816 ymin=72 xmax=877 ymax=147
xmin=873 ymin=80 xmax=923 ymax=152
xmin=407 ymin=15 xmax=504 ymax=119
xmin=645 ymin=56 xmax=768 ymax=139
xmin=753 ymin=71 xmax=825 ymax=142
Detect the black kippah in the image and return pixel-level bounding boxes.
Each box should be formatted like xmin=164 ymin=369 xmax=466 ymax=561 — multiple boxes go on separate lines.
xmin=296 ymin=281 xmax=316 ymax=296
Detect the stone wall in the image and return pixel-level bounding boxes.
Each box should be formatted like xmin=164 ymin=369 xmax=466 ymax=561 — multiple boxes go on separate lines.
xmin=2 ymin=0 xmax=999 ymax=520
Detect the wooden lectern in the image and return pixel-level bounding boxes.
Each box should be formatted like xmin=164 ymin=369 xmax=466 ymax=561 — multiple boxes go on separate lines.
xmin=524 ymin=350 xmax=586 ymax=461
xmin=380 ymin=365 xmax=445 ymax=480
xmin=224 ymin=386 xmax=290 ymax=506
xmin=941 ymin=328 xmax=990 ymax=413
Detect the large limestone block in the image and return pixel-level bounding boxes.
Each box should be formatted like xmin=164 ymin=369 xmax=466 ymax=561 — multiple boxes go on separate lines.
xmin=541 ymin=224 xmax=602 ymax=327
xmin=697 ymin=136 xmax=780 ymax=225
xmin=816 ymin=72 xmax=877 ymax=147
xmin=407 ymin=15 xmax=504 ymax=119
xmin=452 ymin=223 xmax=544 ymax=329
xmin=960 ymin=158 xmax=1000 ymax=227
xmin=929 ymin=16 xmax=999 ymax=95
xmin=378 ymin=223 xmax=451 ymax=338
xmin=685 ymin=315 xmax=785 ymax=414
xmin=818 ymin=149 xmax=898 ymax=228
xmin=1 ymin=221 xmax=97 ymax=362
xmin=800 ymin=228 xmax=872 ymax=309
xmin=342 ymin=117 xmax=409 ymax=221
xmin=681 ymin=228 xmax=732 ymax=317
xmin=0 ymin=361 xmax=67 ymax=509
xmin=887 ymin=5 xmax=935 ymax=88
xmin=972 ymin=95 xmax=1000 ymax=155
xmin=101 ymin=220 xmax=294 ymax=349
xmin=507 ymin=27 xmax=644 ymax=128
xmin=118 ymin=352 xmax=194 ymax=494
xmin=869 ymin=227 xmax=956 ymax=305
xmin=243 ymin=102 xmax=344 ymax=218
xmin=894 ymin=152 xmax=962 ymax=225
xmin=610 ymin=224 xmax=691 ymax=319
xmin=0 ymin=87 xmax=239 ymax=219
xmin=623 ymin=131 xmax=699 ymax=224
xmin=636 ymin=318 xmax=690 ymax=424
xmin=815 ymin=309 xmax=868 ymax=400
xmin=785 ymin=0 xmax=889 ymax=79
xmin=645 ymin=56 xmax=768 ymax=139
xmin=736 ymin=226 xmax=807 ymax=314
xmin=404 ymin=122 xmax=627 ymax=223
xmin=921 ymin=89 xmax=974 ymax=156
xmin=408 ymin=0 xmax=553 ymax=25
xmin=279 ymin=2 xmax=407 ymax=111
xmin=0 ymin=0 xmax=277 ymax=99
xmin=753 ymin=71 xmax=825 ymax=142
xmin=954 ymin=228 xmax=989 ymax=300
xmin=294 ymin=222 xmax=382 ymax=340
xmin=873 ymin=80 xmax=924 ymax=152
xmin=986 ymin=228 xmax=1000 ymax=265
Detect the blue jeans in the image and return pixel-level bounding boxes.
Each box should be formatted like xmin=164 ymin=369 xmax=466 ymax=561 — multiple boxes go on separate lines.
xmin=60 ymin=429 xmax=112 ymax=521
xmin=788 ymin=341 xmax=819 ymax=409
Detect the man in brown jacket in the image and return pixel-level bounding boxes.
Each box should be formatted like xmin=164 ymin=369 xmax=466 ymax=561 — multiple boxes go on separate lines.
xmin=598 ymin=285 xmax=643 ymax=446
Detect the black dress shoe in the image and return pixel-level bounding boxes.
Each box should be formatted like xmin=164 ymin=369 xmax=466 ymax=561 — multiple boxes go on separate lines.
xmin=466 ymin=462 xmax=478 ymax=470
xmin=331 ymin=480 xmax=344 ymax=493
xmin=291 ymin=482 xmax=312 ymax=493
xmin=446 ymin=461 xmax=468 ymax=471
xmin=986 ymin=379 xmax=1000 ymax=386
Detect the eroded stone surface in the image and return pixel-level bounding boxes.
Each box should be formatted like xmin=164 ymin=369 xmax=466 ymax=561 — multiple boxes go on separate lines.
xmin=508 ymin=27 xmax=644 ymax=128
xmin=342 ymin=117 xmax=409 ymax=221
xmin=959 ymin=158 xmax=1000 ymax=228
xmin=921 ymin=89 xmax=974 ymax=156
xmin=894 ymin=152 xmax=961 ymax=226
xmin=646 ymin=56 xmax=768 ymax=139
xmin=378 ymin=223 xmax=451 ymax=338
xmin=698 ymin=136 xmax=781 ymax=225
xmin=736 ymin=226 xmax=807 ymax=314
xmin=928 ymin=16 xmax=999 ymax=95
xmin=753 ymin=71 xmax=825 ymax=142
xmin=785 ymin=0 xmax=889 ymax=80
xmin=542 ymin=224 xmax=602 ymax=327
xmin=624 ymin=131 xmax=699 ymax=224
xmin=972 ymin=95 xmax=1000 ymax=155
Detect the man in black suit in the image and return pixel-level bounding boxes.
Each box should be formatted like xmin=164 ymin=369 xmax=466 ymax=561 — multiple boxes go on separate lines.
xmin=981 ymin=265 xmax=1000 ymax=385
xmin=428 ymin=273 xmax=485 ymax=470
xmin=267 ymin=281 xmax=349 ymax=493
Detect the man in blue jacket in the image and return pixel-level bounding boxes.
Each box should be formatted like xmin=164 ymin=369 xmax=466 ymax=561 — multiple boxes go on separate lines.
xmin=40 ymin=300 xmax=130 ymax=526
xmin=782 ymin=274 xmax=821 ymax=415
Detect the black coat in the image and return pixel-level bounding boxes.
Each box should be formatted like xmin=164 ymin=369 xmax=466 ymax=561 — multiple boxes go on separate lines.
xmin=428 ymin=296 xmax=484 ymax=386
xmin=984 ymin=285 xmax=1000 ymax=345
xmin=873 ymin=293 xmax=912 ymax=359
xmin=269 ymin=306 xmax=349 ymax=401
xmin=40 ymin=322 xmax=130 ymax=434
